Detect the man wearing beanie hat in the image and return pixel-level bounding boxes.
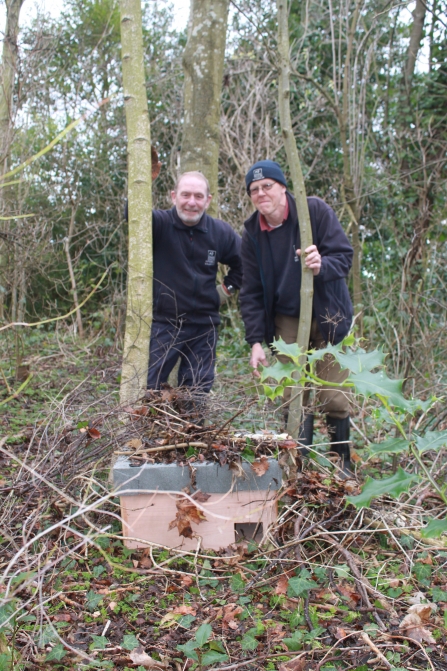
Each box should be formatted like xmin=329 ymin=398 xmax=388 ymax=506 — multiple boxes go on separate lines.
xmin=240 ymin=160 xmax=354 ymax=475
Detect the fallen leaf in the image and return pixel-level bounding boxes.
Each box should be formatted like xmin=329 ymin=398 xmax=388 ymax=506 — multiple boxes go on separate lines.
xmin=139 ymin=555 xmax=152 ymax=569
xmin=123 ymin=405 xmax=149 ymax=417
xmin=275 ymin=574 xmax=289 ymax=595
xmin=278 ymin=657 xmax=305 ymax=671
xmin=126 ymin=438 xmax=143 ymax=450
xmin=129 ymin=645 xmax=170 ymax=669
xmin=388 ymin=579 xmax=400 ymax=588
xmin=52 ymin=613 xmax=71 ymax=622
xmin=168 ymin=496 xmax=207 ymax=538
xmin=222 ymin=603 xmax=243 ymax=630
xmin=181 ymin=575 xmax=193 ymax=587
xmin=212 ymin=443 xmax=227 ymax=451
xmin=192 ymin=491 xmax=211 ymax=503
xmin=408 ymin=591 xmax=428 ymax=605
xmin=108 ymin=601 xmax=117 ymax=611
xmin=337 ymin=583 xmax=361 ymax=607
xmin=400 ymin=612 xmax=436 ymax=644
xmin=251 ymin=456 xmax=270 ymax=476
xmin=408 ymin=603 xmax=437 ymax=620
xmin=334 ymin=626 xmax=347 ymax=639
xmin=278 ymin=440 xmax=298 ymax=450
xmin=172 ymin=605 xmax=196 ymax=616
xmin=87 ymin=427 xmax=101 ymax=440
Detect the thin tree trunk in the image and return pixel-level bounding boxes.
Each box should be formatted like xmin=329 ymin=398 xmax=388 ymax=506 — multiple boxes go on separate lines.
xmin=180 ymin=0 xmax=229 ymax=217
xmin=64 ymin=204 xmax=84 ymax=339
xmin=0 ymin=0 xmax=24 ymax=322
xmin=119 ymin=0 xmax=153 ymax=406
xmin=277 ymin=0 xmax=314 ymax=439
xmin=404 ymin=0 xmax=426 ymax=86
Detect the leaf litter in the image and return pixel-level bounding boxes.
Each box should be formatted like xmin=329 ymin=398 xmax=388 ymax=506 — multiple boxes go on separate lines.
xmin=1 ymin=365 xmax=447 ymax=670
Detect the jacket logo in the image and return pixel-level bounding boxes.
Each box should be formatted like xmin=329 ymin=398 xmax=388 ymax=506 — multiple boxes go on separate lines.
xmin=205 ymin=250 xmax=216 ymax=266
xmin=253 ymin=168 xmax=264 ymax=181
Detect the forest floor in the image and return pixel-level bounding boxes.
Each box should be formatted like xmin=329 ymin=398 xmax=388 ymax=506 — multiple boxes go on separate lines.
xmin=1 ymin=326 xmax=447 ymax=671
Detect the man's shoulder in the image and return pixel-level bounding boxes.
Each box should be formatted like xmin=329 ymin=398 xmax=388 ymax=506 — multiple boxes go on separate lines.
xmin=242 ymin=210 xmax=259 ymax=235
xmin=205 ymin=214 xmax=240 ymax=238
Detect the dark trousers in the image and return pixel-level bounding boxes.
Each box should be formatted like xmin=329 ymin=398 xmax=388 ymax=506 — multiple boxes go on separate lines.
xmin=147 ymin=321 xmax=218 ymax=393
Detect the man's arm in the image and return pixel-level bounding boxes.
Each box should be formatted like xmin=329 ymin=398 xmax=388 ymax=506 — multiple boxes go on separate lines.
xmin=219 ymin=224 xmax=243 ymax=294
xmin=239 ymin=231 xmax=267 ymax=348
xmin=307 ymin=198 xmax=353 ymax=282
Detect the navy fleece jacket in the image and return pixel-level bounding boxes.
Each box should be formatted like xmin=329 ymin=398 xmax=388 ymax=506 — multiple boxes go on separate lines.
xmin=240 ymin=194 xmax=353 ymax=345
xmin=152 ymin=207 xmax=242 ymax=325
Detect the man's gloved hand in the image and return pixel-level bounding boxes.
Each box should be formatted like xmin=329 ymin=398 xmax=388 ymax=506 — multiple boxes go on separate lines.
xmin=216 ymin=283 xmax=232 ymax=304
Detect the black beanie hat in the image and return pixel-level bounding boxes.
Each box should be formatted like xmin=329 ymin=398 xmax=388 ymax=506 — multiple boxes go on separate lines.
xmin=245 ymin=160 xmax=287 ymax=192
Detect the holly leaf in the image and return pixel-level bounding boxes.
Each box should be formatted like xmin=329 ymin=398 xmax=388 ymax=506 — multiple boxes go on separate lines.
xmin=287 ymin=576 xmax=316 ymax=597
xmin=348 ymin=370 xmax=410 ymax=410
xmin=262 ymin=384 xmax=285 ymax=400
xmin=347 ymin=468 xmax=418 ymax=509
xmin=271 ymin=338 xmax=304 ymax=363
xmin=307 ymin=341 xmax=344 ymax=365
xmin=259 ymin=359 xmax=298 ymax=384
xmin=415 ymin=430 xmax=447 ymax=453
xmin=368 ymin=438 xmax=410 ymax=455
xmin=201 ymin=650 xmax=229 ymax=666
xmin=195 ymin=623 xmax=212 ymax=647
xmin=334 ymin=347 xmax=385 ymax=374
xmin=421 ymin=517 xmax=447 ymax=539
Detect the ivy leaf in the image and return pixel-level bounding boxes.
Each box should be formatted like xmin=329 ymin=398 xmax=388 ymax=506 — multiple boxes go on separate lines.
xmin=415 ymin=430 xmax=447 ymax=454
xmin=347 ymin=468 xmax=418 ymax=508
xmin=368 ymin=438 xmax=410 ymax=455
xmin=334 ymin=347 xmax=385 ymax=373
xmin=259 ymin=359 xmax=298 ymax=384
xmin=121 ymin=634 xmax=139 ymax=651
xmin=283 ymin=630 xmax=304 ymax=651
xmin=89 ymin=635 xmax=108 ymax=651
xmin=287 ymin=576 xmax=316 ymax=597
xmin=85 ymin=590 xmax=103 ymax=612
xmin=230 ymin=573 xmax=246 ymax=593
xmin=195 ymin=623 xmax=212 ymax=647
xmin=421 ymin=517 xmax=447 ymax=539
xmin=240 ymin=633 xmax=259 ymax=650
xmin=45 ymin=644 xmax=67 ymax=661
xmin=201 ymin=650 xmax=229 ymax=666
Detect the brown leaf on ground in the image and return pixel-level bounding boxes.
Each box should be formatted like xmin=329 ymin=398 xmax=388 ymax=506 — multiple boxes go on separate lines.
xmin=334 ymin=626 xmax=348 ymax=639
xmin=278 ymin=657 xmax=306 ymax=671
xmin=181 ymin=575 xmax=194 ymax=587
xmin=126 ymin=438 xmax=143 ymax=450
xmin=129 ymin=646 xmax=170 ymax=669
xmin=275 ymin=574 xmax=289 ymax=595
xmin=52 ymin=613 xmax=71 ymax=622
xmin=139 ymin=555 xmax=152 ymax=569
xmin=172 ymin=605 xmax=196 ymax=616
xmin=408 ymin=603 xmax=436 ymax=621
xmin=87 ymin=427 xmax=101 ymax=440
xmin=400 ymin=612 xmax=436 ymax=644
xmin=251 ymin=456 xmax=270 ymax=476
xmin=337 ymin=582 xmax=361 ymax=607
xmin=168 ymin=496 xmax=207 ymax=537
xmin=192 ymin=491 xmax=211 ymax=503
xmin=212 ymin=443 xmax=227 ymax=451
xmin=222 ymin=603 xmax=243 ymax=630
xmin=278 ymin=440 xmax=298 ymax=449
xmin=123 ymin=405 xmax=149 ymax=417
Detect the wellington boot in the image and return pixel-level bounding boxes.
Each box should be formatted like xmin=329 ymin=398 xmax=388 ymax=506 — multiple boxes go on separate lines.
xmin=327 ymin=416 xmax=352 ymax=478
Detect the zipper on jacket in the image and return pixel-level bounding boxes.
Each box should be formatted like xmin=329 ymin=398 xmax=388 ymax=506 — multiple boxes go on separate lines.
xmin=188 ymin=228 xmax=197 ymax=315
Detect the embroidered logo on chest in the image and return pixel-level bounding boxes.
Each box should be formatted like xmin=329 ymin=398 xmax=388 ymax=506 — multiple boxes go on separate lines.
xmin=205 ymin=250 xmax=216 ymax=265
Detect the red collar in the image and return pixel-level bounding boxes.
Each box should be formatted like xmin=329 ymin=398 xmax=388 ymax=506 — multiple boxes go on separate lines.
xmin=259 ymin=199 xmax=289 ymax=231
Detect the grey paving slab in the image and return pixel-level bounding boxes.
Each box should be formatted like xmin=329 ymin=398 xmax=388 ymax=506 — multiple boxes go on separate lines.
xmin=113 ymin=456 xmax=283 ymax=495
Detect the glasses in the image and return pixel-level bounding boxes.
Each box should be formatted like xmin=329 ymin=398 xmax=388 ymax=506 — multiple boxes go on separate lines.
xmin=249 ymin=182 xmax=276 ymax=196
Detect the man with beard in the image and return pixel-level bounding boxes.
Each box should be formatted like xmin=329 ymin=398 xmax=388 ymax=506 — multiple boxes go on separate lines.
xmin=146 ymin=171 xmax=242 ymax=396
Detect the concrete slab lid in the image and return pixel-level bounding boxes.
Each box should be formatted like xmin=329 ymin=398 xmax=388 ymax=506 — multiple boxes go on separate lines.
xmin=113 ymin=456 xmax=283 ymax=495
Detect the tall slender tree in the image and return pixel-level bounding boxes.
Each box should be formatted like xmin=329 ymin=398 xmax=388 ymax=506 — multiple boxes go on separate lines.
xmin=180 ymin=0 xmax=230 ymax=216
xmin=119 ymin=0 xmax=153 ymax=405
xmin=277 ymin=0 xmax=314 ymax=438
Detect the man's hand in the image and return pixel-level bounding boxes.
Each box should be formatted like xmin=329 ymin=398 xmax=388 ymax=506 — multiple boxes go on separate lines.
xmin=296 ymin=245 xmax=321 ymax=275
xmin=250 ymin=343 xmax=268 ymax=377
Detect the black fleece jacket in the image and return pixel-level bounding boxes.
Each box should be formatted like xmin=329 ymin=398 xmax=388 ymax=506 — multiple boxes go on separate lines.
xmin=152 ymin=207 xmax=242 ymax=325
xmin=240 ymin=194 xmax=353 ymax=346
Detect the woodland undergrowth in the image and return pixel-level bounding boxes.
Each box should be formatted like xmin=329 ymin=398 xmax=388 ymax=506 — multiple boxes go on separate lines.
xmin=1 ymin=327 xmax=447 ymax=671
